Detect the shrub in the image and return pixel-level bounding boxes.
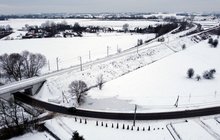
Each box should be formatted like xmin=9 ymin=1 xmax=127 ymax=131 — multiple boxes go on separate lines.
xmin=195 ymin=75 xmax=201 ymax=81
xmin=71 ymin=131 xmax=84 ymax=140
xmin=182 ymin=44 xmax=186 ymax=50
xmin=210 ymin=69 xmax=216 ymax=74
xmin=117 ymin=48 xmax=122 ymax=53
xmin=212 ymin=39 xmax=218 ymax=48
xmin=96 ymin=74 xmax=104 ymax=90
xmin=203 ymin=70 xmax=216 ymax=79
xmin=208 ymin=38 xmax=213 ymax=44
xmin=187 ymin=68 xmax=194 ymax=78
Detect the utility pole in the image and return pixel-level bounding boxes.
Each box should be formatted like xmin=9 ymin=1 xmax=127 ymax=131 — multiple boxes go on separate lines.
xmin=89 ymin=50 xmax=91 ymax=61
xmin=174 ymin=95 xmax=179 ymax=108
xmin=189 ymin=94 xmax=191 ymax=103
xmin=133 ymin=104 xmax=137 ymax=126
xmin=48 ymin=60 xmax=50 ymax=71
xmin=107 ymin=46 xmax=109 ymax=57
xmin=56 ymin=57 xmax=59 ymax=71
xmin=79 ymin=56 xmax=82 ymax=71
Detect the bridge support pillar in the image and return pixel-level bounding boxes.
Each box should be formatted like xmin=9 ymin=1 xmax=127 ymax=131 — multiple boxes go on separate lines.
xmin=25 ymin=81 xmax=46 ymax=95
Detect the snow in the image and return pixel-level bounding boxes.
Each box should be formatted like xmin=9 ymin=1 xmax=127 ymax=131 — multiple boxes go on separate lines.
xmin=32 ymin=32 xmax=217 ymax=111
xmin=2 ymin=17 xmax=220 ymax=140
xmin=2 ymin=18 xmax=218 ymax=113
xmin=43 ymin=115 xmax=220 ymax=140
xmin=1 ymin=30 xmax=27 ymax=40
xmin=82 ymin=37 xmax=220 ymax=112
xmin=200 ymin=117 xmax=220 ymax=135
xmin=10 ymin=131 xmax=55 ymax=140
xmin=0 ymin=33 xmax=155 ymax=72
xmin=45 ymin=116 xmax=173 ymax=140
xmin=0 ymin=18 xmax=163 ymax=30
xmin=172 ymin=120 xmax=216 ymax=140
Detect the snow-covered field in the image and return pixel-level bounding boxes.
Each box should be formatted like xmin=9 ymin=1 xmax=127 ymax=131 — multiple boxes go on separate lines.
xmin=0 ymin=33 xmax=155 ymax=72
xmin=2 ymin=17 xmax=220 ymax=140
xmin=195 ymin=20 xmax=220 ymax=30
xmin=84 ymin=37 xmax=220 ymax=112
xmin=1 ymin=18 xmax=219 ymax=113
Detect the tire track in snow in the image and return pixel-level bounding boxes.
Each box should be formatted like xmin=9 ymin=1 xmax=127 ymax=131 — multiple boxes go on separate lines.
xmin=195 ymin=119 xmax=220 ymax=140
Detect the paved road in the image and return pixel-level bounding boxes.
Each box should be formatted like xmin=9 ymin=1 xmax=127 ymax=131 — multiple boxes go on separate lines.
xmin=15 ymin=93 xmax=220 ymax=120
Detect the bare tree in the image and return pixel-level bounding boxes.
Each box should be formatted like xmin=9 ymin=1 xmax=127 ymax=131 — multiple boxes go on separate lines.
xmin=122 ymin=23 xmax=129 ymax=32
xmin=0 ymin=53 xmax=24 ymax=81
xmin=22 ymin=51 xmax=46 ymax=78
xmin=0 ymin=98 xmax=34 ymax=138
xmin=0 ymin=51 xmax=46 ymax=82
xmin=69 ymin=80 xmax=88 ymax=105
xmin=96 ymin=74 xmax=104 ymax=90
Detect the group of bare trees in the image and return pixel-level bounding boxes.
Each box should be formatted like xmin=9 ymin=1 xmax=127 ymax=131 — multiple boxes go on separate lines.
xmin=0 ymin=98 xmax=37 ymax=139
xmin=0 ymin=51 xmax=46 ymax=82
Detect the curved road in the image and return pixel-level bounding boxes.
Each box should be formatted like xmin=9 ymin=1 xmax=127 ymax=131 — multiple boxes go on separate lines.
xmin=15 ymin=93 xmax=220 ymax=120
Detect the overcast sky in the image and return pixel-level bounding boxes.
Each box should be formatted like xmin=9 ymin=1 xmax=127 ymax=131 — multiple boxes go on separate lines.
xmin=0 ymin=0 xmax=220 ymax=14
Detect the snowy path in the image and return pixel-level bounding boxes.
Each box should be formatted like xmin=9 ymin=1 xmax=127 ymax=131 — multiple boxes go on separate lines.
xmin=195 ymin=119 xmax=220 ymax=140
xmin=166 ymin=123 xmax=182 ymax=140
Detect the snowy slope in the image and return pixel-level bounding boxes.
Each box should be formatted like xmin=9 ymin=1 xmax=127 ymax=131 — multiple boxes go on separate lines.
xmin=82 ymin=37 xmax=220 ymax=111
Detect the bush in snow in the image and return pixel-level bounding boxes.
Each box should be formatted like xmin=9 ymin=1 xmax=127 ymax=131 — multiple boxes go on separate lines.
xmin=212 ymin=39 xmax=218 ymax=48
xmin=210 ymin=69 xmax=216 ymax=74
xmin=208 ymin=38 xmax=213 ymax=44
xmin=195 ymin=75 xmax=201 ymax=81
xmin=117 ymin=47 xmax=122 ymax=53
xmin=187 ymin=68 xmax=194 ymax=78
xmin=69 ymin=80 xmax=88 ymax=105
xmin=137 ymin=39 xmax=143 ymax=46
xmin=182 ymin=44 xmax=186 ymax=50
xmin=122 ymin=23 xmax=129 ymax=32
xmin=96 ymin=74 xmax=104 ymax=90
xmin=208 ymin=38 xmax=218 ymax=48
xmin=203 ymin=69 xmax=216 ymax=79
xmin=71 ymin=131 xmax=84 ymax=140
